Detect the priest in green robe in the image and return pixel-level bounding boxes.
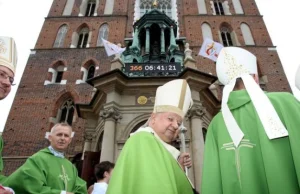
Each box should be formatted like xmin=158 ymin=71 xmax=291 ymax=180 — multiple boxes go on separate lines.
xmin=107 ymin=79 xmax=196 ymax=194
xmin=6 ymin=123 xmax=87 ymax=194
xmin=202 ymin=47 xmax=300 ymax=194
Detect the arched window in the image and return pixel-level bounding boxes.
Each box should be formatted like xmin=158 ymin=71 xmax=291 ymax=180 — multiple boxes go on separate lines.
xmin=197 ymin=0 xmax=207 ymax=14
xmin=55 ymin=67 xmax=64 ymax=83
xmin=63 ymin=0 xmax=75 ymax=15
xmin=201 ymin=23 xmax=213 ymax=40
xmin=104 ymin=0 xmax=114 ymax=14
xmin=53 ymin=25 xmax=68 ymax=48
xmin=97 ymin=24 xmax=109 ymax=46
xmin=77 ymin=28 xmax=89 ymax=48
xmin=87 ymin=65 xmax=95 ymax=79
xmin=59 ymin=99 xmax=75 ymax=125
xmin=232 ymin=0 xmax=244 ymax=14
xmin=221 ymin=27 xmax=233 ymax=46
xmin=241 ymin=23 xmax=255 ymax=45
xmin=214 ymin=0 xmax=224 ymax=15
xmin=76 ymin=62 xmax=97 ymax=84
xmin=85 ymin=0 xmax=96 ymax=16
xmin=44 ymin=61 xmax=67 ymax=85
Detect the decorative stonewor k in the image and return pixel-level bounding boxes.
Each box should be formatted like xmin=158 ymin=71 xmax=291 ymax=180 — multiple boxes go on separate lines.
xmin=183 ymin=43 xmax=196 ymax=69
xmin=153 ymin=0 xmax=158 ymax=7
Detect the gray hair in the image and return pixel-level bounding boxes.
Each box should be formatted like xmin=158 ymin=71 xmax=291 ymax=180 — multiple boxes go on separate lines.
xmin=50 ymin=123 xmax=72 ymax=134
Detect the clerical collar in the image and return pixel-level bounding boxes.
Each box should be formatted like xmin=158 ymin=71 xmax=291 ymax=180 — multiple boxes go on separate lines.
xmin=48 ymin=146 xmax=65 ymax=158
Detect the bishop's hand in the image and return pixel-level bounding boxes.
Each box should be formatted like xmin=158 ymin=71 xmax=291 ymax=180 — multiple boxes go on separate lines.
xmin=0 ymin=190 xmax=13 ymax=194
xmin=178 ymin=152 xmax=192 ymax=171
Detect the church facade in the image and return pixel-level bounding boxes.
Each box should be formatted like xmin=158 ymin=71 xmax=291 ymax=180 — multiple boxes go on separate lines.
xmin=2 ymin=0 xmax=290 ymax=191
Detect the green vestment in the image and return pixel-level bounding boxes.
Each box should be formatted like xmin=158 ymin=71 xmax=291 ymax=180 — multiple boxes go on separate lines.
xmin=0 ymin=136 xmax=6 ymax=183
xmin=202 ymin=90 xmax=300 ymax=194
xmin=6 ymin=148 xmax=87 ymax=194
xmin=107 ymin=131 xmax=194 ymax=194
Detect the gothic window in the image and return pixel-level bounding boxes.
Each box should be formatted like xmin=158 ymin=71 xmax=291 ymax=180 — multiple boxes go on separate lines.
xmin=87 ymin=65 xmax=95 ymax=80
xmin=44 ymin=62 xmax=67 ymax=85
xmin=232 ymin=0 xmax=244 ymax=14
xmin=54 ymin=65 xmax=65 ymax=83
xmin=55 ymin=71 xmax=63 ymax=83
xmin=221 ymin=27 xmax=233 ymax=46
xmin=140 ymin=0 xmax=172 ymax=18
xmin=77 ymin=28 xmax=89 ymax=48
xmin=214 ymin=0 xmax=224 ymax=15
xmin=241 ymin=23 xmax=255 ymax=45
xmin=201 ymin=23 xmax=213 ymax=40
xmin=104 ymin=0 xmax=114 ymax=14
xmin=76 ymin=62 xmax=97 ymax=84
xmin=59 ymin=99 xmax=75 ymax=125
xmin=197 ymin=0 xmax=207 ymax=14
xmin=85 ymin=0 xmax=96 ymax=16
xmin=53 ymin=25 xmax=68 ymax=48
xmin=63 ymin=0 xmax=75 ymax=15
xmin=97 ymin=24 xmax=109 ymax=46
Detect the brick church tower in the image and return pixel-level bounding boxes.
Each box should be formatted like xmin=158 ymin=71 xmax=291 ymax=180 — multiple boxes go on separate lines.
xmin=2 ymin=0 xmax=290 ymax=191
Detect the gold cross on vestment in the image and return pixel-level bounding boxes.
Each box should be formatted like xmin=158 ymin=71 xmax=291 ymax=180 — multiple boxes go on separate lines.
xmin=221 ymin=139 xmax=256 ymax=188
xmin=58 ymin=165 xmax=70 ymax=191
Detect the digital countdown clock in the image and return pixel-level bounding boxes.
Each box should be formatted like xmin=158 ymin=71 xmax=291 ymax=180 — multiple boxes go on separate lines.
xmin=124 ymin=63 xmax=181 ymax=74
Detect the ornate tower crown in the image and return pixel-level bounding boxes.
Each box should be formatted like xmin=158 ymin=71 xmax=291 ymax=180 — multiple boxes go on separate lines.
xmin=153 ymin=0 xmax=158 ymax=7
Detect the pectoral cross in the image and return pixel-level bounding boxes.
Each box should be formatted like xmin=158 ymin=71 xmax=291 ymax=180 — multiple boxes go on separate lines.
xmin=221 ymin=139 xmax=256 ymax=187
xmin=59 ymin=165 xmax=70 ymax=191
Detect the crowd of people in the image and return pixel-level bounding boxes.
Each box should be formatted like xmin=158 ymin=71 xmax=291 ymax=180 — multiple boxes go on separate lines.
xmin=0 ymin=36 xmax=300 ymax=194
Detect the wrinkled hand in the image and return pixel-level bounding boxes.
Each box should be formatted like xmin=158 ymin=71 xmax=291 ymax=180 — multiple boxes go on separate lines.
xmin=0 ymin=190 xmax=13 ymax=194
xmin=178 ymin=152 xmax=192 ymax=171
xmin=0 ymin=186 xmax=14 ymax=194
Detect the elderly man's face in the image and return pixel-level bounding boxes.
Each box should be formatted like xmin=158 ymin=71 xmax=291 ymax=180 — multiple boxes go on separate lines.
xmin=151 ymin=112 xmax=182 ymax=143
xmin=0 ymin=66 xmax=14 ymax=100
xmin=48 ymin=125 xmax=72 ymax=152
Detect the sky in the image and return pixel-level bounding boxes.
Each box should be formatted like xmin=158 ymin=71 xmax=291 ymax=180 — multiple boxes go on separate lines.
xmin=0 ymin=0 xmax=300 ymax=131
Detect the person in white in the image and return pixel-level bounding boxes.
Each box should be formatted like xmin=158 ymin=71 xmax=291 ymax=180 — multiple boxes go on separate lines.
xmin=91 ymin=161 xmax=115 ymax=194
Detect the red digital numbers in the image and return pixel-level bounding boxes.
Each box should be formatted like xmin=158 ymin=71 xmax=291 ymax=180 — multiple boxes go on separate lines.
xmin=130 ymin=65 xmax=143 ymax=71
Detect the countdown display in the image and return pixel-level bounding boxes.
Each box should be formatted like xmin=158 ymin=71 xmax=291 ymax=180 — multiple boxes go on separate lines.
xmin=124 ymin=63 xmax=181 ymax=74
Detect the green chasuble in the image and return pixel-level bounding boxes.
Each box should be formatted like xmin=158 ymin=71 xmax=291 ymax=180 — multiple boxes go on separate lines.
xmin=0 ymin=135 xmax=7 ymax=183
xmin=6 ymin=148 xmax=87 ymax=194
xmin=202 ymin=90 xmax=300 ymax=194
xmin=107 ymin=130 xmax=194 ymax=194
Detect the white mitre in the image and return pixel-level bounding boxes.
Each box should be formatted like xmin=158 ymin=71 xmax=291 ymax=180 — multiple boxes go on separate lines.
xmin=217 ymin=47 xmax=288 ymax=147
xmin=295 ymin=65 xmax=300 ymax=90
xmin=0 ymin=36 xmax=17 ymax=74
xmin=153 ymin=79 xmax=193 ymax=118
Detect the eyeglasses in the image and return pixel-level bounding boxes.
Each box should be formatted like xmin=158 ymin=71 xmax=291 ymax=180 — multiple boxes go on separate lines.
xmin=0 ymin=70 xmax=15 ymax=86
